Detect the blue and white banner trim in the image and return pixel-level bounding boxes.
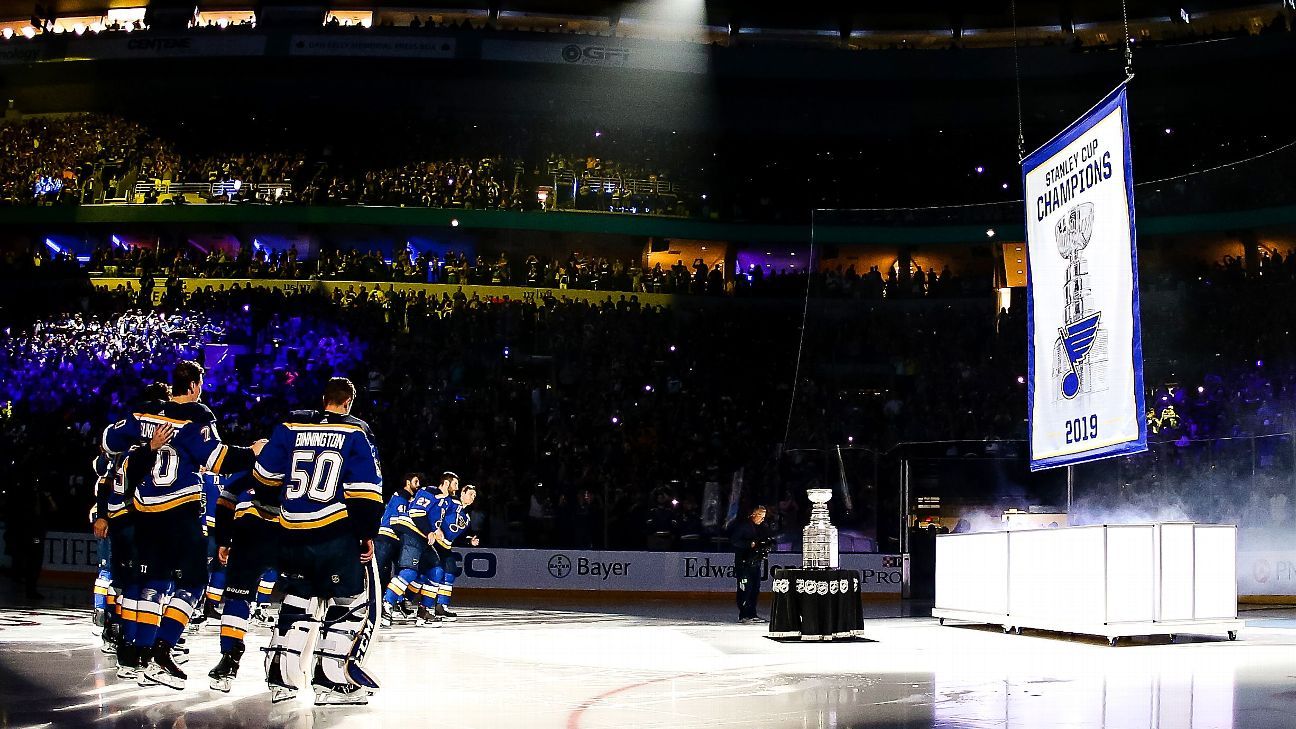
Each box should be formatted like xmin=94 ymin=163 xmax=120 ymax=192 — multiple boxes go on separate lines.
xmin=1025 ymin=83 xmax=1146 ymax=471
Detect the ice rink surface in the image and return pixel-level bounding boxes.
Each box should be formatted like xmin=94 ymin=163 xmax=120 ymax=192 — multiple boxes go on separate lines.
xmin=2 ymin=595 xmax=1295 ymax=729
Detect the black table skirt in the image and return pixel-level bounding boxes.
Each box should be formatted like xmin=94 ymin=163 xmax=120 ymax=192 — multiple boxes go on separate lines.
xmin=768 ymin=568 xmax=865 ymax=641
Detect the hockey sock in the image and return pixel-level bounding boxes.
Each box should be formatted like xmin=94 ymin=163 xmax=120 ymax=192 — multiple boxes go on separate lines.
xmin=437 ymin=570 xmax=455 ymax=607
xmin=422 ymin=565 xmax=445 ymax=609
xmin=133 ymin=581 xmax=168 ymax=648
xmin=383 ymin=568 xmax=416 ymax=606
xmin=220 ymin=598 xmax=251 ymax=654
xmin=256 ymin=570 xmax=278 ymax=605
xmin=205 ymin=570 xmax=227 ymax=606
xmin=157 ymin=587 xmax=198 ymax=647
xmin=94 ymin=569 xmax=112 ymax=611
xmin=120 ymin=584 xmax=141 ymax=646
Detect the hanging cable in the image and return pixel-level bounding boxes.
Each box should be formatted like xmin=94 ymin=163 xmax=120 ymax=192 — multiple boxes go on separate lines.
xmin=1010 ymin=0 xmax=1026 ymax=162
xmin=782 ymin=210 xmax=816 ymax=448
xmin=825 ymin=133 xmax=1296 ymax=214
xmin=1120 ymin=0 xmax=1134 ymax=78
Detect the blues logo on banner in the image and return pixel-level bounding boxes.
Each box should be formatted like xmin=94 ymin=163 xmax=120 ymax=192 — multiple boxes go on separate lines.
xmin=1024 ymin=84 xmax=1146 ymax=471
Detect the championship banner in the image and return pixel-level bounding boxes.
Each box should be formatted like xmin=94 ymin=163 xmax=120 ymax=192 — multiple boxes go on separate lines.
xmin=1024 ymin=84 xmax=1146 ymax=471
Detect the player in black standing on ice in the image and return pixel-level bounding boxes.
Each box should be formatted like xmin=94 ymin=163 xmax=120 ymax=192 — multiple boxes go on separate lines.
xmin=730 ymin=505 xmax=771 ymax=624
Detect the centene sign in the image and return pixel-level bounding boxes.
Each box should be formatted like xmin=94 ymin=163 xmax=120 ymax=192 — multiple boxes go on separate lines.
xmin=445 ymin=549 xmax=903 ymax=594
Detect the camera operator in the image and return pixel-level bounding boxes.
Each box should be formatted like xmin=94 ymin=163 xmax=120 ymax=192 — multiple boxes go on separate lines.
xmin=730 ymin=505 xmax=772 ymax=624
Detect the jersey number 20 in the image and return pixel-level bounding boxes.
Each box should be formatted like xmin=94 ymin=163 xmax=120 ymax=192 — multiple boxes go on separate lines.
xmin=151 ymin=446 xmax=180 ymax=488
xmin=286 ymin=450 xmax=344 ymax=502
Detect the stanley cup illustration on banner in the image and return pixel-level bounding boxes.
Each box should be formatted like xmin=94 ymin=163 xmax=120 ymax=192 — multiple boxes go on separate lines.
xmin=1052 ymin=202 xmax=1109 ymax=401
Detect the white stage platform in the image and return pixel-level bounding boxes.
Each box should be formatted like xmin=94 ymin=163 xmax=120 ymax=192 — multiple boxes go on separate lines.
xmin=932 ymin=523 xmax=1245 ymax=645
xmin=1 ymin=599 xmax=1294 ymax=728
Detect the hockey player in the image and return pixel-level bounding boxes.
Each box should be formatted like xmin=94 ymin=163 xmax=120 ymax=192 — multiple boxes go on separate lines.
xmin=382 ymin=471 xmax=457 ymax=626
xmin=197 ymin=472 xmax=227 ymax=624
xmin=254 ymin=378 xmax=384 ymax=705
xmin=375 ymin=473 xmax=421 ymax=622
xmin=96 ymin=382 xmax=172 ymax=679
xmin=90 ymin=458 xmax=120 ymax=648
xmin=102 ymin=361 xmax=263 ymax=689
xmin=250 ymin=568 xmax=279 ymax=626
xmin=206 ymin=473 xmax=280 ymax=692
xmin=419 ymin=484 xmax=481 ymax=623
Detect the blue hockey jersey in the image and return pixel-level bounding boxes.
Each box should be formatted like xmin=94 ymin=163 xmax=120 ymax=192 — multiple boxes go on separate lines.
xmin=201 ymin=473 xmax=222 ymax=535
xmin=212 ymin=473 xmax=280 ymax=547
xmin=252 ymin=410 xmax=383 ymax=542
xmin=378 ymin=490 xmax=412 ymax=541
xmin=93 ymin=452 xmax=129 ymax=522
xmin=101 ymin=401 xmax=253 ymax=515
xmin=432 ymin=497 xmax=472 ymax=549
xmin=390 ymin=487 xmax=444 ymax=539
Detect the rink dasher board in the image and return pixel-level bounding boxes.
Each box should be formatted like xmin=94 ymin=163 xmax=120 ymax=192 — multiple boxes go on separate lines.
xmin=933 ymin=523 xmax=1242 ymax=643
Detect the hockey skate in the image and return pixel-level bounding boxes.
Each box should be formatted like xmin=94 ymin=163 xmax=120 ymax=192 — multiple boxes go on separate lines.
xmin=115 ymin=643 xmax=141 ymax=680
xmin=207 ymin=646 xmax=244 ymax=693
xmin=416 ymin=605 xmax=442 ymax=626
xmin=312 ymin=667 xmax=368 ymax=706
xmin=265 ymin=652 xmax=298 ymax=703
xmin=142 ymin=640 xmax=187 ymax=690
xmin=434 ymin=604 xmax=457 ymax=622
xmin=101 ymin=621 xmax=121 ymax=654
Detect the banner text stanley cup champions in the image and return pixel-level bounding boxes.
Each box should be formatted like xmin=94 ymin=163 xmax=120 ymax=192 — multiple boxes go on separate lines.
xmin=1024 ymin=85 xmax=1146 ymax=471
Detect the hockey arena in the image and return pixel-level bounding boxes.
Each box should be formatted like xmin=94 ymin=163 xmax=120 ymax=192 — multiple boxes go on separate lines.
xmin=4 ymin=0 xmax=1296 ymax=727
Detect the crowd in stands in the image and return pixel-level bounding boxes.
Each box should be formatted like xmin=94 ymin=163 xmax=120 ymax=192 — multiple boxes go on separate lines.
xmin=80 ymin=240 xmax=984 ymax=300
xmin=5 ymin=243 xmax=1296 ymax=551
xmin=306 ymin=158 xmax=526 ymax=210
xmin=6 ymin=111 xmax=1295 ymax=221
xmin=0 ymin=115 xmax=158 ymax=206
xmin=1 ymin=114 xmax=690 ymax=214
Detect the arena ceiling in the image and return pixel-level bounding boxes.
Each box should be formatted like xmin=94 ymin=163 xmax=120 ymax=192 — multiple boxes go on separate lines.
xmin=2 ymin=0 xmax=1283 ymax=32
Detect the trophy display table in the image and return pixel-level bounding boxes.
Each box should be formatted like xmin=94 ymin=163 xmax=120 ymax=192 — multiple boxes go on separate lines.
xmin=768 ymin=567 xmax=866 ymax=641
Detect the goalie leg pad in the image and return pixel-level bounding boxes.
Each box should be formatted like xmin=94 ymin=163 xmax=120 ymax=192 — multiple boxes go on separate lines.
xmin=315 ymin=594 xmax=365 ymax=686
xmin=265 ymin=594 xmax=315 ymax=692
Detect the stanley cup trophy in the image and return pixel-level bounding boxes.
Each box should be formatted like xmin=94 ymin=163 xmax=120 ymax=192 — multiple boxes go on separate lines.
xmin=802 ymin=488 xmax=839 ymax=569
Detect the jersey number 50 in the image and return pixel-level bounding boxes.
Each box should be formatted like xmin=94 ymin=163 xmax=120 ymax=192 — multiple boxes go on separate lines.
xmin=286 ymin=450 xmax=344 ymax=502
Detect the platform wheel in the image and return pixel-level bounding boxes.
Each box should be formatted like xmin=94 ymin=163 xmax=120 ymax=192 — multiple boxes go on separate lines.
xmin=1228 ymin=631 xmax=1238 ymax=641
xmin=1108 ymin=637 xmax=1119 ymax=647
